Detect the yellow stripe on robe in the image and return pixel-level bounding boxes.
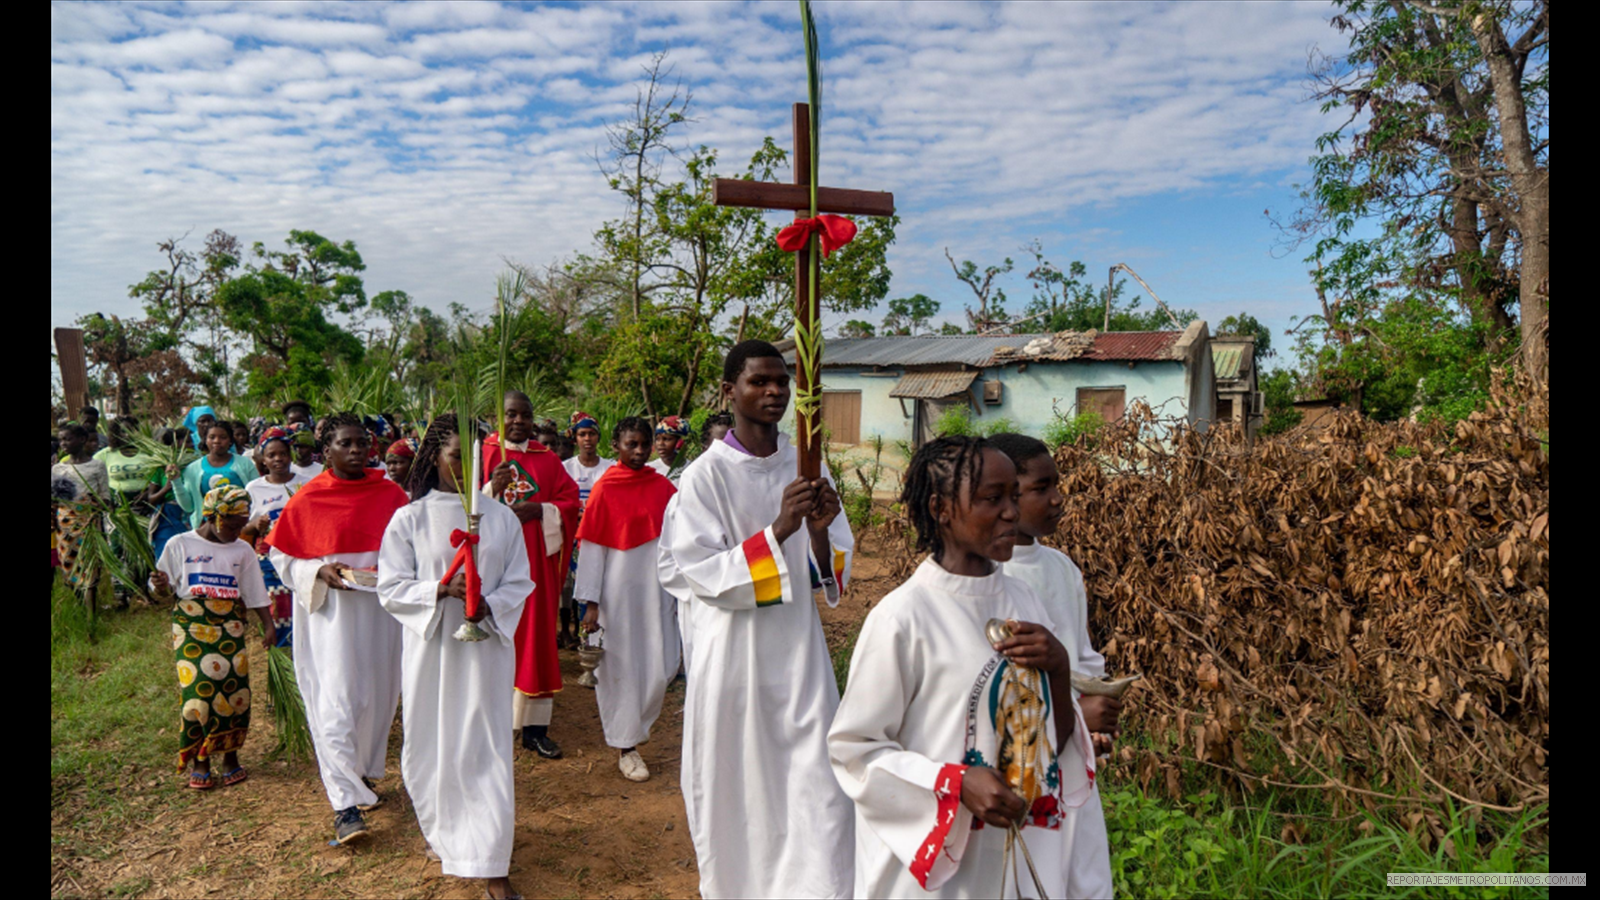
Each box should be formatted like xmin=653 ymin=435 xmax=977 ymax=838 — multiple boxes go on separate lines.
xmin=832 ymin=547 xmax=847 ymax=586
xmin=741 ymin=532 xmax=784 ymax=607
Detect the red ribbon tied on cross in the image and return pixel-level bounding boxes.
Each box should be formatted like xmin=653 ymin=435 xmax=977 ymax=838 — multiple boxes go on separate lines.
xmin=441 ymin=529 xmax=484 ymax=621
xmin=776 ymin=214 xmax=857 ymax=258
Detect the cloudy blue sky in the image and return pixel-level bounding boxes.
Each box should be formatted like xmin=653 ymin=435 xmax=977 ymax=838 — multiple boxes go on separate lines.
xmin=51 ymin=1 xmax=1343 ymax=359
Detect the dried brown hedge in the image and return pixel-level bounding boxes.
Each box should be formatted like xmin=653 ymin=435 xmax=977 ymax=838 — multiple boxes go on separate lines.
xmin=877 ymin=374 xmax=1548 ymax=812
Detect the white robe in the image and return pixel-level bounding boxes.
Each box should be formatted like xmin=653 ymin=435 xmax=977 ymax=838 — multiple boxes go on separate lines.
xmin=829 ymin=557 xmax=1096 ymax=899
xmin=574 ymin=538 xmax=679 ymax=749
xmin=377 ymin=490 xmax=531 ymax=879
xmin=269 ymin=545 xmax=403 ymax=812
xmin=1002 ymin=543 xmax=1113 ymax=899
xmin=657 ymin=434 xmax=856 ymax=899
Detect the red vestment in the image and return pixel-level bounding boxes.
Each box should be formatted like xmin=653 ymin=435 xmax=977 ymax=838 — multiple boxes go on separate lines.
xmin=482 ymin=433 xmax=579 ymax=699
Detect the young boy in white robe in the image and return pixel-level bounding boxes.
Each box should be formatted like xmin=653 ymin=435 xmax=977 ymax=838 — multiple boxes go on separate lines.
xmin=266 ymin=414 xmax=408 ymax=844
xmin=829 ymin=435 xmax=1097 ymax=899
xmin=377 ymin=416 xmax=531 ymax=900
xmin=656 ymin=340 xmax=856 ymax=899
xmin=990 ymin=432 xmax=1119 ymax=899
xmin=575 ymin=417 xmax=679 ymax=782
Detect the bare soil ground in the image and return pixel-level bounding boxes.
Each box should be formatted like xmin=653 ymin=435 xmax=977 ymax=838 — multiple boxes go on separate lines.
xmin=51 ymin=545 xmax=898 ymax=900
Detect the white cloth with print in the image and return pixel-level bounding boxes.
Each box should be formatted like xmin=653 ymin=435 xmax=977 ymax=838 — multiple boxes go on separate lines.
xmin=829 ymin=557 xmax=1096 ymax=899
xmin=574 ymin=538 xmax=679 ymax=749
xmin=245 ymin=474 xmax=310 ymax=526
xmin=1002 ymin=542 xmax=1113 ymax=898
xmin=656 ymin=434 xmax=855 ymax=899
xmin=269 ymin=544 xmax=401 ymax=812
xmin=377 ymin=489 xmax=531 ymax=879
xmin=562 ymin=455 xmax=616 ymax=508
xmin=157 ymin=531 xmax=270 ymax=608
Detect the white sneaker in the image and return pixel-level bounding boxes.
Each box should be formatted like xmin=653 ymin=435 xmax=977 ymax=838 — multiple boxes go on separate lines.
xmin=619 ymin=750 xmax=650 ymax=782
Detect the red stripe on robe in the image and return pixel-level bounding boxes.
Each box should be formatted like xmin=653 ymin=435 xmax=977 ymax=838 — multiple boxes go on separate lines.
xmin=483 ymin=434 xmax=580 ymax=699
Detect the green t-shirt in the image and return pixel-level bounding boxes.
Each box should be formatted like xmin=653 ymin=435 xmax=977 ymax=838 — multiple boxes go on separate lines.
xmin=93 ymin=447 xmax=156 ymax=497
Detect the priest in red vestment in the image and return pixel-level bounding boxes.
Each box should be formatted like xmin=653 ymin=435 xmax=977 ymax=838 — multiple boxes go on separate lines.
xmin=482 ymin=390 xmax=581 ymax=760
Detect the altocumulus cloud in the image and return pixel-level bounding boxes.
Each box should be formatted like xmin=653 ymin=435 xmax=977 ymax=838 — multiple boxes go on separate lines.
xmin=51 ymin=0 xmax=1333 ymax=330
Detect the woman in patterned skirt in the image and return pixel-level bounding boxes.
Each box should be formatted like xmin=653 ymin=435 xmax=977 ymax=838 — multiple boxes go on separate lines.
xmin=151 ymin=485 xmax=277 ymax=789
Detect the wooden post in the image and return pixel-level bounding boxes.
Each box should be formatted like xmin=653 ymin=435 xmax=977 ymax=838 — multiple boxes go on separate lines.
xmin=793 ymin=103 xmax=823 ymax=481
xmin=708 ymin=102 xmax=895 ymax=480
xmin=54 ymin=327 xmax=88 ymax=422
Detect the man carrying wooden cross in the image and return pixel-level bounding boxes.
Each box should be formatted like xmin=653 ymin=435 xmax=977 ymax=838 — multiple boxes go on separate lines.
xmin=658 ymin=85 xmax=894 ymax=894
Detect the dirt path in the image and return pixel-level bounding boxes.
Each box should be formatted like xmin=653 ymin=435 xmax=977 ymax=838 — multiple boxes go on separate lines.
xmin=54 ymin=543 xmax=900 ymax=900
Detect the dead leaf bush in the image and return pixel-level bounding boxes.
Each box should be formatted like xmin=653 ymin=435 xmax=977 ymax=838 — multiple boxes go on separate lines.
xmin=875 ymin=372 xmax=1548 ymax=813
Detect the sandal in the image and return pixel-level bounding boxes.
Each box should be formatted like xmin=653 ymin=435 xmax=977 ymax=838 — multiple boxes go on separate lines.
xmin=187 ymin=770 xmax=214 ymax=790
xmin=222 ymin=766 xmax=249 ymax=787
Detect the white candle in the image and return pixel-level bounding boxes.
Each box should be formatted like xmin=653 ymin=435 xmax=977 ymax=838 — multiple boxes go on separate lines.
xmin=469 ymin=436 xmax=481 ymax=516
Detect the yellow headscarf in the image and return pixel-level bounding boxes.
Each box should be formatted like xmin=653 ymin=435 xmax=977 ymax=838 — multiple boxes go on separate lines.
xmin=202 ymin=484 xmax=251 ymax=520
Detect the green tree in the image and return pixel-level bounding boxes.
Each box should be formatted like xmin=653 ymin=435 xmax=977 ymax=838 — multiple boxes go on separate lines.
xmin=1257 ymin=368 xmax=1302 ymax=436
xmin=213 ymin=230 xmax=369 ymax=401
xmin=839 ymin=319 xmax=876 ymax=338
xmin=126 ymin=230 xmax=242 ymax=399
xmin=882 ymin=293 xmax=940 ymax=335
xmin=1216 ymin=311 xmax=1274 ymax=359
xmin=944 ymin=249 xmax=1012 ymax=332
xmin=1297 ymin=0 xmax=1547 ymax=377
xmin=1019 ymin=243 xmax=1196 ymax=333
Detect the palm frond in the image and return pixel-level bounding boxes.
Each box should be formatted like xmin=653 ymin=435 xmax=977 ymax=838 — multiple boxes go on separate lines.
xmin=127 ymin=422 xmax=196 ymax=477
xmin=796 ymin=0 xmax=825 ymax=446
xmin=265 ymin=645 xmax=313 ymax=760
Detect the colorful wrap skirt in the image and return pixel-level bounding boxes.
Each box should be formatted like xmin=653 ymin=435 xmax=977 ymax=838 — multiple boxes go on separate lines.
xmin=171 ymin=597 xmax=252 ymax=771
xmin=55 ymin=502 xmax=102 ymax=589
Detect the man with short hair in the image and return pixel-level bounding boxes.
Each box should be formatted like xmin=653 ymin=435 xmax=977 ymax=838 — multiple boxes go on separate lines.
xmin=657 ymin=340 xmax=856 ymax=899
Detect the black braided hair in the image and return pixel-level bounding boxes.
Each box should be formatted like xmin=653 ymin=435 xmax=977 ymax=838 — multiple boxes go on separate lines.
xmin=613 ymin=415 xmax=652 ymax=445
xmin=986 ymin=432 xmax=1051 ymax=472
xmin=315 ymin=411 xmax=365 ymax=452
xmin=408 ymin=414 xmax=486 ymax=501
xmin=899 ymin=435 xmax=989 ymax=562
xmin=722 ymin=339 xmax=784 ymax=384
xmin=700 ymin=411 xmax=734 ymax=448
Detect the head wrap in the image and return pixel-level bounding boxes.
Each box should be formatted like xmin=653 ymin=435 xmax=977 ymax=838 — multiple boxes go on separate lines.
xmin=257 ymin=426 xmax=291 ymax=453
xmin=364 ymin=415 xmax=394 ymax=441
xmin=202 ymin=484 xmax=251 ymax=520
xmin=181 ymin=405 xmax=217 ymax=449
xmin=655 ymin=415 xmax=690 ymax=439
xmin=536 ymin=417 xmax=560 ymax=435
xmin=569 ymin=410 xmax=599 ymax=436
xmin=386 ymin=438 xmax=417 ymax=459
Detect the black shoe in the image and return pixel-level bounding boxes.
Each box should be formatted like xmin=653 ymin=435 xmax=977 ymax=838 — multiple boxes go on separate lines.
xmin=334 ymin=807 xmax=369 ymax=844
xmin=358 ymin=776 xmax=385 ymax=811
xmin=522 ymin=732 xmax=563 ymax=759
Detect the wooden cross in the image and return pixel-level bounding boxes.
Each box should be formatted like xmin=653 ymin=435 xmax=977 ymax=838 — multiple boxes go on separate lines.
xmin=712 ymin=102 xmax=895 ymax=480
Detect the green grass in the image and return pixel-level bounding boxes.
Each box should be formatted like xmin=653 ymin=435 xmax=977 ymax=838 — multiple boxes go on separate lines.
xmin=51 ymin=576 xmax=181 ymax=825
xmin=1102 ymin=783 xmax=1548 ymax=899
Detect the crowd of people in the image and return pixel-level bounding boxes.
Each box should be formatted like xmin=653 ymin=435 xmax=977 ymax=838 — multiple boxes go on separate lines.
xmin=51 ymin=339 xmax=1124 ymax=900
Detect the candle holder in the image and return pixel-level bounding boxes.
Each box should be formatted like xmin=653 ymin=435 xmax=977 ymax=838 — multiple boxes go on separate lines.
xmin=452 ymin=512 xmax=490 ymax=643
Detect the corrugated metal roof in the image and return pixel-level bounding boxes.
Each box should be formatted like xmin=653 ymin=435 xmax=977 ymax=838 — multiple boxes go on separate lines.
xmin=1079 ymin=331 xmax=1182 ymax=361
xmin=1212 ymin=345 xmax=1244 ymax=379
xmin=783 ymin=329 xmax=1189 ymax=368
xmin=797 ymin=334 xmax=1056 ymax=367
xmin=889 ymin=370 xmax=979 ymax=399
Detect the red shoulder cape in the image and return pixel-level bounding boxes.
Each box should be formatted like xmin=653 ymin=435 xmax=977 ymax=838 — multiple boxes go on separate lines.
xmin=265 ymin=468 xmax=409 ymax=559
xmin=575 ymin=462 xmax=676 ymax=551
